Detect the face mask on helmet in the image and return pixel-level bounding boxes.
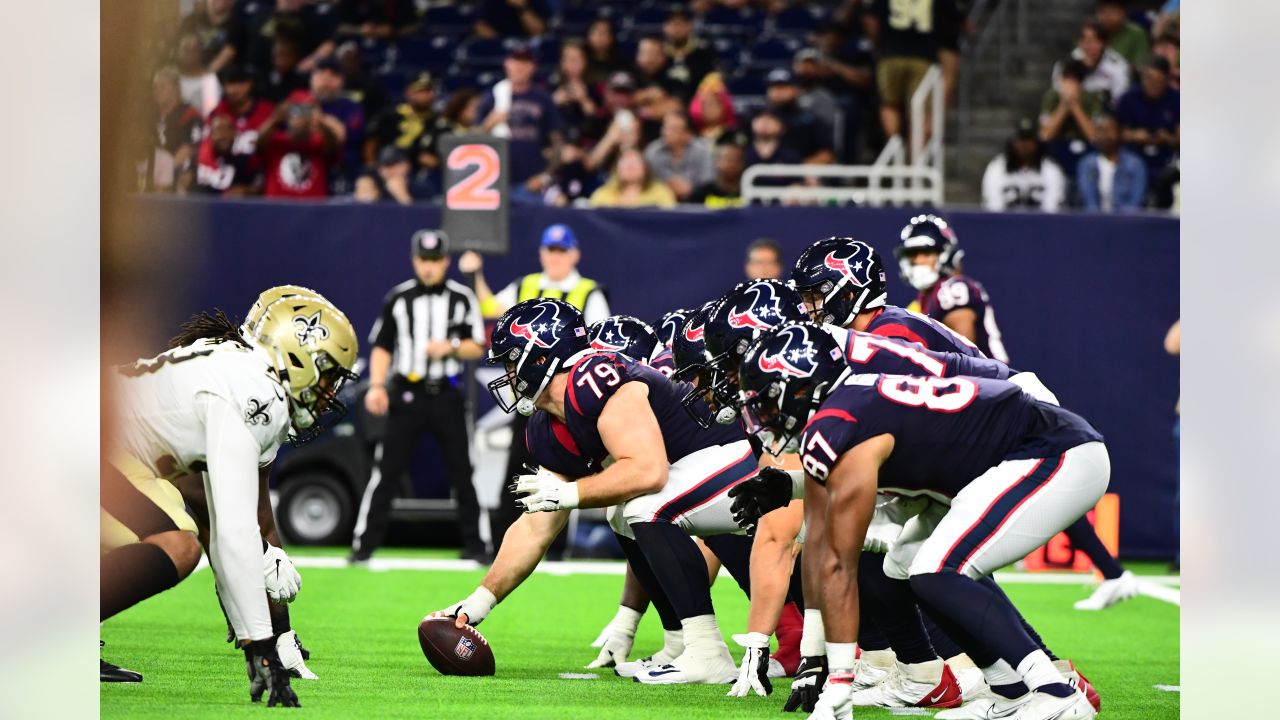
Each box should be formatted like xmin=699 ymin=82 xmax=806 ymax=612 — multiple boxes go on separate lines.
xmin=487 ymin=347 xmax=555 ymax=417
xmin=739 ymin=381 xmax=806 ymax=456
xmin=287 ymin=352 xmax=359 ymax=445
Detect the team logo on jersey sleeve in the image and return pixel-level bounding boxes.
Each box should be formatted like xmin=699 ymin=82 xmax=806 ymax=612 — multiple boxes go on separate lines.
xmin=508 ymin=301 xmax=561 ymax=349
xmin=245 ymin=397 xmax=272 ymax=426
xmin=293 ymin=311 xmax=330 ymax=346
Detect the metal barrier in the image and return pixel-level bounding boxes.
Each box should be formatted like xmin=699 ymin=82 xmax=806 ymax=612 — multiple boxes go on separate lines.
xmin=743 ymin=65 xmax=945 ymax=207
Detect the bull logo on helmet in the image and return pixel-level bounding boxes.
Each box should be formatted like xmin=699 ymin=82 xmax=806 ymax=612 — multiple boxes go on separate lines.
xmin=591 ymin=321 xmax=631 ymax=352
xmin=683 ymin=321 xmax=705 ymax=342
xmin=727 ymin=282 xmax=783 ymax=331
xmin=659 ymin=310 xmax=689 ymax=347
xmin=823 ymin=247 xmax=876 ymax=288
xmin=509 ymin=301 xmax=561 ymax=349
xmin=756 ymin=326 xmax=818 ymax=378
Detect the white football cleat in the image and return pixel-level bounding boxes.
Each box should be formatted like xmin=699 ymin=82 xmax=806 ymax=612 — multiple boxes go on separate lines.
xmin=935 ymin=692 xmax=1033 ymax=719
xmin=614 ymin=657 xmax=657 ymax=679
xmin=849 ymin=660 xmax=962 ymax=709
xmin=1010 ymin=689 xmax=1096 ymax=720
xmin=847 ymin=656 xmax=893 ymax=692
xmin=633 ymin=647 xmax=738 ymax=685
xmin=1074 ymin=570 xmax=1138 ymax=610
xmin=767 ymin=657 xmax=787 ymax=678
xmin=951 ymin=664 xmax=989 ymax=700
xmin=276 ymin=631 xmax=318 ymax=680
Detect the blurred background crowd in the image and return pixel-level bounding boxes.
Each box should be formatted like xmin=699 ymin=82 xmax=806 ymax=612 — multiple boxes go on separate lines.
xmin=138 ymin=0 xmax=1179 ymax=211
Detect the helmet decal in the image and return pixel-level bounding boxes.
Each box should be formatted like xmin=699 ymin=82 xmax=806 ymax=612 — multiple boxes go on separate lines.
xmin=683 ymin=321 xmax=705 ymax=342
xmin=823 ymin=250 xmax=873 ymax=288
xmin=591 ymin=324 xmax=631 ymax=352
xmin=727 ymin=282 xmax=784 ymax=330
xmin=509 ymin=302 xmax=561 ymax=349
xmin=756 ymin=326 xmax=817 ymax=378
xmin=293 ymin=311 xmax=331 ymax=346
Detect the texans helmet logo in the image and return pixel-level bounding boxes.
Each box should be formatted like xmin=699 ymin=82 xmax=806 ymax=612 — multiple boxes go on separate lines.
xmin=509 ymin=302 xmax=560 ymax=349
xmin=823 ymin=249 xmax=876 ymax=288
xmin=757 ymin=326 xmax=817 ymax=378
xmin=591 ymin=322 xmax=631 ymax=352
xmin=728 ymin=282 xmax=782 ymax=330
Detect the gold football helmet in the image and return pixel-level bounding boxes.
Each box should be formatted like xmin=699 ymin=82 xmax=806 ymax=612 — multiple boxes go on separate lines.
xmin=242 ymin=285 xmax=324 ymax=340
xmin=248 ymin=294 xmax=359 ymax=444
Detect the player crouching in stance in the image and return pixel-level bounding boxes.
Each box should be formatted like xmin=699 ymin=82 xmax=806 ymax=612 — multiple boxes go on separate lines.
xmin=736 ymin=325 xmax=1106 ymax=720
xmin=101 ymin=291 xmax=358 ymax=705
xmin=430 ymin=299 xmax=758 ymax=685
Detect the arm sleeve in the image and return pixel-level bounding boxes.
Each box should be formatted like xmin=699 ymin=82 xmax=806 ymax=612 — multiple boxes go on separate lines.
xmin=201 ymin=394 xmax=272 ymax=642
xmin=494 ymin=281 xmax=518 ymax=309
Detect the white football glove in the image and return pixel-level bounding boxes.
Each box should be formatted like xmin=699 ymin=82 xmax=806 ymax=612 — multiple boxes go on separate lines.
xmin=512 ymin=467 xmax=579 ymax=513
xmin=806 ymin=672 xmax=856 ymax=720
xmin=585 ymin=606 xmax=640 ymax=668
xmin=264 ymin=543 xmax=302 ymax=604
xmin=727 ymin=632 xmax=773 ymax=697
xmin=427 ymin=586 xmax=498 ymax=627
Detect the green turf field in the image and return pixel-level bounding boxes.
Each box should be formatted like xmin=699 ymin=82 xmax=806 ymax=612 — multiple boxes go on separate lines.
xmin=101 ymin=550 xmax=1179 ymax=719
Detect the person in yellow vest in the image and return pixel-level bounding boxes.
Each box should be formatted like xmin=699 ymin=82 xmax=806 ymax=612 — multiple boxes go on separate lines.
xmin=457 ymin=223 xmax=610 ymax=553
xmin=458 ymin=223 xmax=610 ymax=324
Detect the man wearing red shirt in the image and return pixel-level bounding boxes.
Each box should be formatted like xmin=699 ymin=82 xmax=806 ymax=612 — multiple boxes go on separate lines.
xmin=257 ymin=96 xmax=344 ymax=198
xmin=207 ymin=65 xmax=276 ymax=157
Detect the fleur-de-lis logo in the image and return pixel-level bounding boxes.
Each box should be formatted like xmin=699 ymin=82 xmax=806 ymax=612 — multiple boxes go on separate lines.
xmin=245 ymin=397 xmax=272 ymax=426
xmin=294 ymin=311 xmax=330 ymax=346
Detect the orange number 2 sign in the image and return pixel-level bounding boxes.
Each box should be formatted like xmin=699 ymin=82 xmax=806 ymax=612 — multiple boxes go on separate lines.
xmin=446 ymin=144 xmax=502 ymax=210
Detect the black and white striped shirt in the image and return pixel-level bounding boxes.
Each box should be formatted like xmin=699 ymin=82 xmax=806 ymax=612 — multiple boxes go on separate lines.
xmin=370 ymin=279 xmax=484 ymax=382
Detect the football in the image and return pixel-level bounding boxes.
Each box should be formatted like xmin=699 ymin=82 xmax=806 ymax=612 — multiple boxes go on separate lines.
xmin=417 ymin=618 xmax=495 ymax=676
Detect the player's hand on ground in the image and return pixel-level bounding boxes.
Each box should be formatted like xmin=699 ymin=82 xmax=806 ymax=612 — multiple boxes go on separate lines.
xmin=246 ymin=638 xmax=301 ymax=707
xmin=263 ymin=544 xmax=302 ymax=603
xmin=584 ymin=619 xmax=635 ymax=668
xmin=727 ymin=632 xmax=773 ymax=697
xmin=728 ymin=467 xmax=793 ymax=534
xmin=428 ymin=586 xmax=498 ymax=628
xmin=805 ymin=672 xmax=854 ymax=720
xmin=511 ymin=467 xmax=578 ymax=513
xmin=783 ymin=655 xmax=828 ymax=713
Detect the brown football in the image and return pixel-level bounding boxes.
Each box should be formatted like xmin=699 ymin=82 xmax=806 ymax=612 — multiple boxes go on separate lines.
xmin=417 ymin=618 xmax=495 ymax=676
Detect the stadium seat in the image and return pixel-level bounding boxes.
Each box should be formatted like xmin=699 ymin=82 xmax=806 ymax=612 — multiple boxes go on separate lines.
xmin=699 ymin=6 xmax=761 ymax=38
xmin=422 ymin=4 xmax=475 ymax=37
xmin=744 ymin=37 xmax=800 ymax=71
xmin=770 ymin=6 xmax=822 ymax=38
xmin=374 ymin=69 xmax=408 ymax=99
xmin=355 ymin=38 xmax=392 ymax=73
xmin=441 ymin=69 xmax=483 ymax=95
xmin=712 ymin=37 xmax=744 ymax=74
xmin=395 ymin=37 xmax=456 ymax=74
xmin=555 ymin=7 xmax=598 ymax=36
xmin=532 ymin=37 xmax=562 ymax=65
xmin=727 ymin=71 xmax=766 ymax=98
xmin=459 ymin=38 xmax=508 ymax=69
xmin=626 ymin=6 xmax=669 ymax=36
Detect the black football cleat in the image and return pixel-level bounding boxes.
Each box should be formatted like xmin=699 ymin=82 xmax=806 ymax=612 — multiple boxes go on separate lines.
xmin=101 ymin=659 xmax=143 ymax=683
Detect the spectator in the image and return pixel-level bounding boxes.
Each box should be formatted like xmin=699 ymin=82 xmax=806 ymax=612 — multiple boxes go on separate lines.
xmin=477 ymin=44 xmax=564 ymax=198
xmin=177 ymin=0 xmax=245 ymax=74
xmin=644 ymin=111 xmax=714 ymax=202
xmin=810 ymin=21 xmax=875 ymax=98
xmin=335 ymin=41 xmax=389 ymax=118
xmin=175 ymin=32 xmax=222 ymax=116
xmin=474 ymin=0 xmax=548 ymax=39
xmin=633 ymin=83 xmax=680 ymax=147
xmin=354 ymin=146 xmax=431 ymax=204
xmin=149 ymin=67 xmax=202 ymax=192
xmin=864 ymin=0 xmax=961 ymax=139
xmin=442 ymin=88 xmax=482 ymax=133
xmin=1052 ymin=21 xmax=1130 ymax=106
xmin=208 ymin=64 xmax=276 ymax=157
xmin=765 ymin=69 xmax=835 ymax=165
xmin=1039 ymin=59 xmax=1102 ymax=180
xmin=744 ymin=109 xmax=804 ymax=187
xmin=792 ymin=49 xmax=841 ymax=132
xmin=1152 ymin=33 xmax=1179 ymax=90
xmin=584 ymin=73 xmax=641 ymax=174
xmin=185 ymin=114 xmax=261 ymax=196
xmin=662 ymin=9 xmax=717 ymax=90
xmin=368 ymin=72 xmax=450 ymax=179
xmin=589 ymin=149 xmax=677 ymax=208
xmin=259 ymin=35 xmax=310 ymax=103
xmin=243 ymin=0 xmax=337 ymax=77
xmin=542 ymin=143 xmax=597 ymax=207
xmin=633 ymin=35 xmax=690 ymax=101
xmin=689 ymin=74 xmax=743 ymax=147
xmin=981 ymin=119 xmax=1066 ymax=211
xmin=1077 ymin=113 xmax=1147 ymax=211
xmin=1115 ymin=57 xmax=1179 ymax=181
xmin=744 ymin=237 xmax=784 ymax=280
xmin=551 ymin=41 xmax=600 ymax=146
xmin=257 ymin=97 xmax=343 ymax=199
xmin=1095 ymin=0 xmax=1150 ymax=67
xmin=584 ymin=18 xmax=627 ymax=87
xmin=935 ymin=0 xmax=970 ymax=108
xmin=689 ymin=144 xmax=746 ymax=208
xmin=337 ymin=0 xmax=418 ymax=40
xmin=307 ymin=59 xmax=364 ymax=190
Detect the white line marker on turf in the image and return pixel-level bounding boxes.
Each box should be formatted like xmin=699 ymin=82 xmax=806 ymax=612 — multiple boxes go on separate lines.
xmin=888 ymin=709 xmax=931 ymax=715
xmin=559 ymin=673 xmax=599 ymax=680
xmin=1154 ymin=685 xmax=1181 ymax=692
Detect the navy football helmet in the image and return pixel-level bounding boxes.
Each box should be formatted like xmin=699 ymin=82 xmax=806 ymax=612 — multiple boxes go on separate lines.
xmin=656 ymin=307 xmax=692 ymax=349
xmin=588 ymin=315 xmax=661 ymax=364
xmin=487 ymin=299 xmax=589 ymax=416
xmin=894 ymin=214 xmax=963 ymax=291
xmin=790 ymin=237 xmax=888 ymax=327
xmin=738 ymin=322 xmax=848 ymax=455
xmin=696 ymin=280 xmax=811 ymax=425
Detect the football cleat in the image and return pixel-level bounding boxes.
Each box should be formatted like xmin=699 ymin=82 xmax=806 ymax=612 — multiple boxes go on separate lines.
xmin=276 ymin=631 xmax=318 ymax=680
xmin=1074 ymin=570 xmax=1138 ymax=610
xmin=952 ymin=665 xmax=989 ymax=700
xmin=1008 ymin=688 xmax=1096 ymax=720
xmin=100 ymin=659 xmax=143 ymax=683
xmin=1055 ymin=660 xmax=1101 ymax=712
xmin=633 ymin=647 xmax=738 ymax=685
xmin=614 ymin=657 xmax=656 ymax=679
xmin=935 ymin=692 xmax=1034 ymax=719
xmin=767 ymin=657 xmax=787 ymax=679
xmin=849 ymin=660 xmax=962 ymax=709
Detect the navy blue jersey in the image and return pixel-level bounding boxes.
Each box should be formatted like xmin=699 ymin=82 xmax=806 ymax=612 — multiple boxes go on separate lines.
xmin=800 ymin=373 xmax=1102 ymax=498
xmin=917 ymin=275 xmax=1009 ymax=363
xmin=526 ymin=410 xmax=599 ymax=478
xmin=561 ymin=352 xmax=744 ymax=466
xmin=865 ymin=305 xmax=984 ymax=359
xmin=649 ymin=348 xmax=676 ymax=378
xmin=832 ymin=328 xmax=1013 ymax=380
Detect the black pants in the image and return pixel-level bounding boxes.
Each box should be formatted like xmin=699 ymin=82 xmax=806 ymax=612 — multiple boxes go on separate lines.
xmin=352 ymin=380 xmax=483 ymax=557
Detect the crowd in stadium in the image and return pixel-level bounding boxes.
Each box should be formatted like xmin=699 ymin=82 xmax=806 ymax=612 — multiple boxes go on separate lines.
xmin=145 ymin=0 xmax=1178 ymax=211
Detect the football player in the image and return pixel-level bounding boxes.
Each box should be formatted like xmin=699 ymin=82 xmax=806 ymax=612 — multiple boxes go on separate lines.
xmin=737 ymin=325 xmax=1106 ymax=720
xmin=430 ymin=299 xmax=756 ymax=685
xmin=894 ymin=220 xmax=1138 ymax=610
xmin=656 ymin=307 xmax=692 ymax=350
xmin=588 ymin=315 xmax=674 ymax=377
xmin=101 ymin=292 xmax=358 ymax=706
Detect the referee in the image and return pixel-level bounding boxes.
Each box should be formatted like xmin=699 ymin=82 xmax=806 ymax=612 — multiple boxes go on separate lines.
xmin=351 ymin=229 xmax=488 ymax=563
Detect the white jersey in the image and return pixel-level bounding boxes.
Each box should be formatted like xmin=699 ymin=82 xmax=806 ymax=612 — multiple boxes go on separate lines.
xmin=112 ymin=337 xmax=290 ymax=641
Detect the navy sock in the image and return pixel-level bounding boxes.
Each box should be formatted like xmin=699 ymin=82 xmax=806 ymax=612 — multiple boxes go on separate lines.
xmin=920 ymin=612 xmax=964 ymax=660
xmin=702 ymin=533 xmax=753 ymax=597
xmin=1064 ymin=517 xmax=1124 ymax=580
xmin=860 ymin=552 xmax=936 ymax=662
xmin=270 ymin=598 xmax=292 ymax=636
xmin=993 ymin=682 xmax=1031 ymax=699
xmin=909 ymin=572 xmax=1040 ymax=671
xmin=786 ymin=552 xmax=806 ymax=607
xmin=980 ymin=577 xmax=1058 ymax=661
xmin=617 ymin=534 xmax=681 ymax=631
xmin=630 ymin=522 xmax=714 ymax=620
xmin=1037 ymin=682 xmax=1075 ymax=698
xmin=101 ymin=542 xmax=180 ymax=621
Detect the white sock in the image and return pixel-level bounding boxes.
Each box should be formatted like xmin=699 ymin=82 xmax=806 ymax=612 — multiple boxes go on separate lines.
xmin=801 ymin=609 xmax=825 ymax=656
xmin=899 ymin=658 xmax=944 ymax=683
xmin=652 ymin=629 xmax=684 ymax=663
xmin=1016 ymin=650 xmax=1069 ymax=691
xmin=981 ymin=659 xmax=1022 ymax=687
xmin=827 ymin=642 xmax=856 ymax=672
xmin=862 ymin=649 xmax=897 ymax=669
xmin=611 ymin=605 xmax=642 ymax=636
xmin=946 ymin=653 xmax=977 ymax=670
xmin=679 ymin=615 xmax=727 ymax=655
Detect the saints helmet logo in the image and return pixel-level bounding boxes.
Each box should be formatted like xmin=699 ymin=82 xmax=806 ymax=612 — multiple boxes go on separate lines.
xmin=294 ymin=311 xmax=330 ymax=346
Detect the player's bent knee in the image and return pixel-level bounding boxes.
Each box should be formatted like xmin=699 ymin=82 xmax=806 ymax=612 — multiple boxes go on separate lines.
xmin=146 ymin=529 xmax=203 ymax=579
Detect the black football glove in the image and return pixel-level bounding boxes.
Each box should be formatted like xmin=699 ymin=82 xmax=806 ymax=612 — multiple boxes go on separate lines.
xmin=728 ymin=467 xmax=794 ymax=535
xmin=782 ymin=655 xmax=828 ymax=713
xmin=245 ymin=638 xmax=301 ymax=708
